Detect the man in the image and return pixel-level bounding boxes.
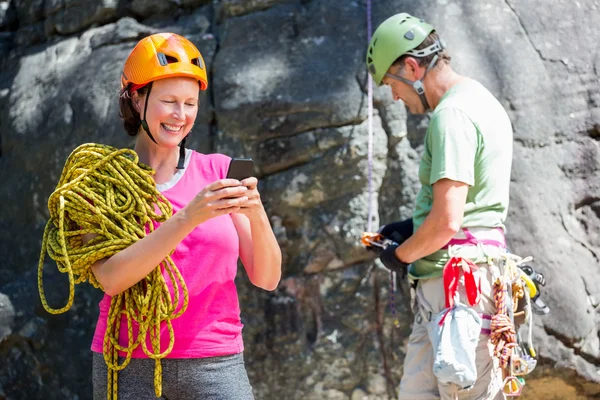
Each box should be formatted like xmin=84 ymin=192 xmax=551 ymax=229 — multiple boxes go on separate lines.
xmin=367 ymin=12 xmax=513 ymax=400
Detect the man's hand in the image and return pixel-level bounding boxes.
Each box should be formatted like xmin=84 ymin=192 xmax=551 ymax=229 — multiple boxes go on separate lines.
xmin=377 ymin=218 xmax=414 ymax=244
xmin=379 ymin=243 xmax=409 ymax=278
xmin=364 ymin=218 xmax=414 ymax=253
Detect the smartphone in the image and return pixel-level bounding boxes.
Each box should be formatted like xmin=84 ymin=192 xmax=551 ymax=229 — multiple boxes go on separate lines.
xmin=226 ymin=158 xmax=255 ymax=181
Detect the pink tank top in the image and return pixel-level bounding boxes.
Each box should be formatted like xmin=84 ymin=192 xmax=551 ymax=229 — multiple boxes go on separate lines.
xmin=91 ymin=150 xmax=244 ymax=358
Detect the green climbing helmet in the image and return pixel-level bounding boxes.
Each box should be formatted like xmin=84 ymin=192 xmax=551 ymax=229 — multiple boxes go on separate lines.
xmin=366 ymin=13 xmax=436 ymax=86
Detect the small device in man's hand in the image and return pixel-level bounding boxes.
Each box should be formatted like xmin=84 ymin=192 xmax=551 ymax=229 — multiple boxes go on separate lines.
xmin=226 ymin=158 xmax=254 ymax=181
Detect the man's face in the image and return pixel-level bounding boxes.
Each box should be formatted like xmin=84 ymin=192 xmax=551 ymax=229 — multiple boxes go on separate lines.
xmin=381 ymin=61 xmax=425 ymax=115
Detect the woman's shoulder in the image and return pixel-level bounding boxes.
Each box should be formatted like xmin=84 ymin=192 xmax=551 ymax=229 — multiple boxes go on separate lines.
xmin=189 ymin=150 xmax=232 ymax=179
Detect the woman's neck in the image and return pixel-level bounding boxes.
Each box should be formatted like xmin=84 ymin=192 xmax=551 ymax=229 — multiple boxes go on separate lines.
xmin=134 ymin=136 xmax=179 ymax=185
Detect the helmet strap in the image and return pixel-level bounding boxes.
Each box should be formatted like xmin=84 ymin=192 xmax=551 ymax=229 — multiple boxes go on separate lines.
xmin=385 ymin=53 xmax=440 ymax=111
xmin=140 ymin=82 xmax=158 ymax=144
xmin=137 ymin=81 xmax=187 ymax=171
xmin=177 ymin=136 xmax=187 ymax=170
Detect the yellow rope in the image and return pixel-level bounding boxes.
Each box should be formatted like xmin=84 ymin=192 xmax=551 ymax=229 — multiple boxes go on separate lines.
xmin=37 ymin=143 xmax=188 ymax=399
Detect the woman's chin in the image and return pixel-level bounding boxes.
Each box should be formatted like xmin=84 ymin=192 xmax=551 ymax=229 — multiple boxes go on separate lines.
xmin=153 ymin=137 xmax=183 ymax=149
xmin=157 ymin=131 xmax=187 ymax=147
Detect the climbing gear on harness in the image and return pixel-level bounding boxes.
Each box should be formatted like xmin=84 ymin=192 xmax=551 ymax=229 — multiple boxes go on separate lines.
xmin=122 ymin=33 xmax=208 ymax=170
xmin=519 ymin=263 xmax=550 ymax=315
xmin=503 ymin=374 xmax=526 ymax=397
xmin=367 ymin=13 xmax=444 ymax=110
xmin=488 ymin=253 xmax=541 ymax=397
xmin=518 ymin=271 xmax=537 ymax=298
xmin=428 ymin=256 xmax=482 ymax=389
xmin=443 ymin=257 xmax=481 ymax=309
xmin=491 ymin=277 xmax=517 ymax=369
xmin=511 ymin=345 xmax=537 ymax=376
xmin=38 ymin=143 xmax=188 ymax=400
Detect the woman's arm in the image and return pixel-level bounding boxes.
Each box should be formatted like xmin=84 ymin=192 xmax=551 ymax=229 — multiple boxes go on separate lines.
xmin=88 ymin=179 xmax=249 ymax=296
xmin=231 ymin=178 xmax=282 ymax=291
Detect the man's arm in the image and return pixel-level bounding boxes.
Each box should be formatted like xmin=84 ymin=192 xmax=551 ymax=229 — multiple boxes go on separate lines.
xmin=394 ymin=178 xmax=468 ymax=263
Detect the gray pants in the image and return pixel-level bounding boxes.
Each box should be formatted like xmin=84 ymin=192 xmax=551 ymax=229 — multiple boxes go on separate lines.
xmin=92 ymin=352 xmax=254 ymax=400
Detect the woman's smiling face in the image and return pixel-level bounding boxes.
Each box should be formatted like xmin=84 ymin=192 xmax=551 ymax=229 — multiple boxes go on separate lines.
xmin=134 ymin=76 xmax=199 ymax=148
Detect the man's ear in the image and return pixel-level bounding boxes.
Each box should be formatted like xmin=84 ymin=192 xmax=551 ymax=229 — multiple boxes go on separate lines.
xmin=404 ymin=57 xmax=421 ymax=80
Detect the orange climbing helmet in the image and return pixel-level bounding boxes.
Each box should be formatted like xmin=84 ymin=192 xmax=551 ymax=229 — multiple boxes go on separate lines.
xmin=121 ymin=32 xmax=208 ymax=91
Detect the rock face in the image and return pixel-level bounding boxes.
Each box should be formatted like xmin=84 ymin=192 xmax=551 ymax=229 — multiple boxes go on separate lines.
xmin=0 ymin=0 xmax=599 ymax=399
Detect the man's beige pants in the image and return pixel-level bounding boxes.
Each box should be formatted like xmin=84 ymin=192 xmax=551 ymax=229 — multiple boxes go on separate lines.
xmin=398 ymin=251 xmax=506 ymax=400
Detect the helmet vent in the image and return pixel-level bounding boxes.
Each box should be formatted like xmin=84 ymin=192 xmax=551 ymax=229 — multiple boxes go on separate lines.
xmin=191 ymin=57 xmax=204 ymax=69
xmin=367 ymin=56 xmax=373 ymax=64
xmin=157 ymin=52 xmax=179 ymax=66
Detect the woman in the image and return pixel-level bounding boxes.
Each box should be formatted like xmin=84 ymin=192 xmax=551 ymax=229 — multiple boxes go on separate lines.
xmin=89 ymin=32 xmax=282 ymax=399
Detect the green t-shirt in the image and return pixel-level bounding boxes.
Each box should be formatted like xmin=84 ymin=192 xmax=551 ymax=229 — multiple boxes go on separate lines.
xmin=409 ymin=79 xmax=513 ymax=279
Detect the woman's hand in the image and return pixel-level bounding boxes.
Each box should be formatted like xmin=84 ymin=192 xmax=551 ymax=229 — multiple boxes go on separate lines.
xmin=236 ymin=177 xmax=265 ymax=220
xmin=230 ymin=176 xmax=282 ymax=291
xmin=181 ymin=179 xmax=249 ymax=226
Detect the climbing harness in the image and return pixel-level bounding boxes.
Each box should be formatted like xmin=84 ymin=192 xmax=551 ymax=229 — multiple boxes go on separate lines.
xmin=38 ymin=143 xmax=188 ymax=400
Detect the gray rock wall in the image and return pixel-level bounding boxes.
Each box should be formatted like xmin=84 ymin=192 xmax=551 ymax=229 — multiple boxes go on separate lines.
xmin=0 ymin=0 xmax=599 ymax=399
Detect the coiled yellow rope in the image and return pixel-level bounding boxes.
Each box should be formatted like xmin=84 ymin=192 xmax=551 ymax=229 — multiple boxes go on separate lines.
xmin=37 ymin=143 xmax=188 ymax=399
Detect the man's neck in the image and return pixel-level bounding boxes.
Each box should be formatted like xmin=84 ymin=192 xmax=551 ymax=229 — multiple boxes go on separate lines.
xmin=424 ymin=65 xmax=468 ymax=110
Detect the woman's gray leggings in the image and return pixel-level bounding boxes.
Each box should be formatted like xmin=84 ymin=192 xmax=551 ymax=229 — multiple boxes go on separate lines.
xmin=92 ymin=352 xmax=255 ymax=400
